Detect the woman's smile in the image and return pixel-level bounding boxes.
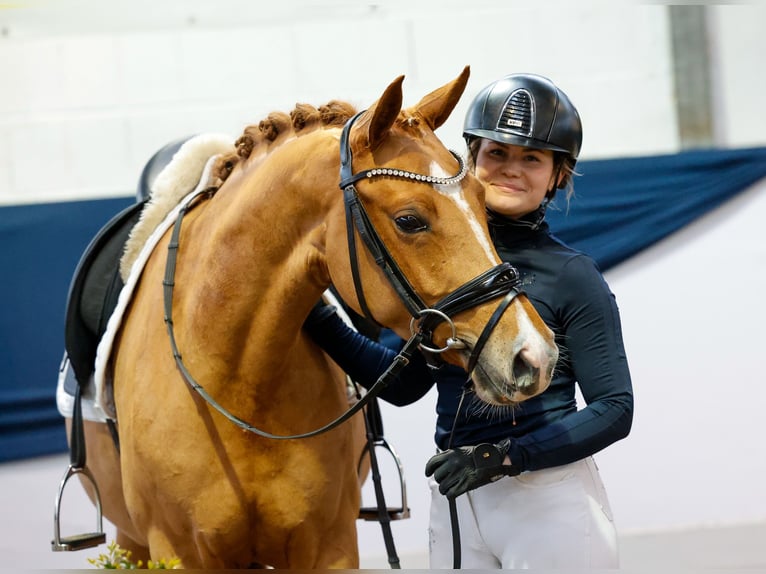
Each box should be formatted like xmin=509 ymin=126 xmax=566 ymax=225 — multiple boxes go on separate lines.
xmin=491 ymin=181 xmax=526 ymax=194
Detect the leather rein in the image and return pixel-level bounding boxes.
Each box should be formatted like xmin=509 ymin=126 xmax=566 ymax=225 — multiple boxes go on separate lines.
xmin=161 ymin=111 xmax=522 ymax=441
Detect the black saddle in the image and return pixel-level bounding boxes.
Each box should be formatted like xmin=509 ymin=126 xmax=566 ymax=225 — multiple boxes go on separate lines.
xmin=63 ymin=201 xmax=146 ymax=394
xmin=62 ymin=136 xmax=196 ymax=395
xmin=54 ymin=204 xmax=145 ymax=553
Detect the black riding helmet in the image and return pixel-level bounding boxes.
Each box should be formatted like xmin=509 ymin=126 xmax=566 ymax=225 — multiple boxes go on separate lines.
xmin=463 ymin=73 xmax=582 ymax=162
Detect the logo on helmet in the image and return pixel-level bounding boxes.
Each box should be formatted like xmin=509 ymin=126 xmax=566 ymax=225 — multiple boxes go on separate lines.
xmin=497 ymin=89 xmax=534 ymax=137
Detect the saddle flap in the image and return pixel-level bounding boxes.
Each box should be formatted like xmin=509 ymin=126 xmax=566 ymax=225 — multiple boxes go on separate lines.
xmin=64 ymin=201 xmax=145 ymax=388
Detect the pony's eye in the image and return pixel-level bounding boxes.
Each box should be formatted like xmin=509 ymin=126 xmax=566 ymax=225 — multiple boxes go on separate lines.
xmin=394 ymin=214 xmax=429 ymax=233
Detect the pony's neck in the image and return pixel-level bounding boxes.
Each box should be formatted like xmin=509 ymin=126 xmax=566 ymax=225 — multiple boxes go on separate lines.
xmin=171 ymin=131 xmax=338 ymax=367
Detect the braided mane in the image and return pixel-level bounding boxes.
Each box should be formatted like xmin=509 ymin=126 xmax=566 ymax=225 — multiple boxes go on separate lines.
xmin=120 ymin=101 xmax=357 ymax=281
xmin=212 ymin=100 xmax=357 ymax=184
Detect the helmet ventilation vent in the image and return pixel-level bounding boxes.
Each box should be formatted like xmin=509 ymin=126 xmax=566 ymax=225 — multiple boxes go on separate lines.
xmin=498 ymin=89 xmax=534 ymax=136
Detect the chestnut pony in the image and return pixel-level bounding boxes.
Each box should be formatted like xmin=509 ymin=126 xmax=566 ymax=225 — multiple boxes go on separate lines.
xmin=74 ymin=68 xmax=557 ymax=568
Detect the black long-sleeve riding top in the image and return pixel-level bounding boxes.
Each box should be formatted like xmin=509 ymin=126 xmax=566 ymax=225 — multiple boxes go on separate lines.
xmin=304 ymin=209 xmax=634 ymax=472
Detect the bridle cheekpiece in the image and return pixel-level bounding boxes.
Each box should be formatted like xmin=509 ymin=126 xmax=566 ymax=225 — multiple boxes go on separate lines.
xmin=339 ymin=111 xmax=523 ymax=371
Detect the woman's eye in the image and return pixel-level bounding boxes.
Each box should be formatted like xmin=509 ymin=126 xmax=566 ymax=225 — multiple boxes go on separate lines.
xmin=395 ymin=214 xmax=429 ymax=233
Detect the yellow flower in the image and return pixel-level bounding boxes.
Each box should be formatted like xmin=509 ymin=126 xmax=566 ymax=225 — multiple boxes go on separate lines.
xmin=88 ymin=540 xmax=181 ymax=569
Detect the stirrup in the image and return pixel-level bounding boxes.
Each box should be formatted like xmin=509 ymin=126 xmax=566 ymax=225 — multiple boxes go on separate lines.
xmin=358 ymin=438 xmax=411 ymax=521
xmin=51 ymin=464 xmax=106 ymax=551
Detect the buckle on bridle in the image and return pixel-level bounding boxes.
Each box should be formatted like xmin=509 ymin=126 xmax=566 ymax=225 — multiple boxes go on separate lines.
xmin=410 ymin=309 xmax=467 ymax=354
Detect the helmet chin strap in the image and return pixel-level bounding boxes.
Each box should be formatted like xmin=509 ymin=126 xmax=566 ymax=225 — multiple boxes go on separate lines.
xmin=550 ymin=160 xmax=565 ymax=193
xmin=529 ymin=199 xmax=549 ymax=231
xmin=532 ymin=161 xmax=563 ymax=230
xmin=532 ymin=163 xmax=561 ymax=230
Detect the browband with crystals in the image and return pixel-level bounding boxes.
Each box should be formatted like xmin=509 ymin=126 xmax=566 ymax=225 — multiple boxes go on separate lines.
xmin=339 ymin=150 xmax=468 ymax=189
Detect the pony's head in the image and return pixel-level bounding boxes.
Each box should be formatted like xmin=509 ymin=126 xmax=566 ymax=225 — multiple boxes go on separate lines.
xmin=323 ymin=67 xmax=558 ymax=405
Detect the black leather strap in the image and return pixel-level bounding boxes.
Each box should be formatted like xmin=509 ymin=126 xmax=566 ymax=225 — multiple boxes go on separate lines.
xmin=466 ymin=288 xmax=521 ymax=375
xmin=163 ymin=195 xmax=425 ymax=440
xmin=343 ymin=185 xmax=426 ymax=318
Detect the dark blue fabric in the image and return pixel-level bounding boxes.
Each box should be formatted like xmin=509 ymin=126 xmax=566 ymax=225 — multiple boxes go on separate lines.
xmin=0 ymin=197 xmax=133 ymax=462
xmin=1 ymin=146 xmax=766 ymax=462
xmin=546 ymin=146 xmax=766 ymax=271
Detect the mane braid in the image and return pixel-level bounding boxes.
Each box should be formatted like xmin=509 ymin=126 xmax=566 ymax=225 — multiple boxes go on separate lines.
xmin=221 ymin=100 xmax=358 ymax=185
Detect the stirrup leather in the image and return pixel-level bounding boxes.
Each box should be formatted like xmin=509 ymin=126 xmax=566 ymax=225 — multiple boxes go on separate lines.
xmin=358 ymin=438 xmax=411 ymax=521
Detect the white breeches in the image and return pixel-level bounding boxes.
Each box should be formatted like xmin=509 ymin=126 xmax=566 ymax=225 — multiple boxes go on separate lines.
xmin=428 ymin=457 xmax=618 ymax=569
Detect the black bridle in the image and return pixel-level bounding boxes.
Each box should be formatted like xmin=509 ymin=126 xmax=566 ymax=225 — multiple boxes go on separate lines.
xmin=162 ymin=111 xmax=522 ymax=441
xmin=339 ymin=111 xmax=523 ymax=371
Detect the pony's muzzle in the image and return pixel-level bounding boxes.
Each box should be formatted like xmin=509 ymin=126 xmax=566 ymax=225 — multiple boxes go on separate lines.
xmin=475 ymin=339 xmax=555 ymax=405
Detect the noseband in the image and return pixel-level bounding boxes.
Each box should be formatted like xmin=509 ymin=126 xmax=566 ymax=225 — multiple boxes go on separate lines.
xmin=339 ymin=111 xmax=522 ymax=373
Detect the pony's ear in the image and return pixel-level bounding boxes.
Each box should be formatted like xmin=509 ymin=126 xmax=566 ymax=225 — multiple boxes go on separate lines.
xmin=364 ymin=75 xmax=404 ymax=151
xmin=414 ymin=66 xmax=470 ymax=131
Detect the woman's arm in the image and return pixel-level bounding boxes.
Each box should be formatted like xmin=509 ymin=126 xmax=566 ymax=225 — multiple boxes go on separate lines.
xmin=303 ymin=303 xmax=435 ymax=406
xmin=508 ymin=255 xmax=634 ymax=471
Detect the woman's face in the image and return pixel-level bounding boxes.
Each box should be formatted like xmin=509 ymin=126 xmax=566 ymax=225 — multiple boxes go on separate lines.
xmin=474 ymin=139 xmax=558 ymax=219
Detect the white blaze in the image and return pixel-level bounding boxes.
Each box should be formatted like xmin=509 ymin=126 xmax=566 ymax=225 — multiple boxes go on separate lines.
xmin=431 ymin=160 xmax=497 ymax=264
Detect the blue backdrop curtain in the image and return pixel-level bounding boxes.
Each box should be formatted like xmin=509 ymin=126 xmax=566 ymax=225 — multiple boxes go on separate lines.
xmin=545 ymin=146 xmax=766 ymax=269
xmin=1 ymin=197 xmax=133 ymax=462
xmin=2 ymin=146 xmax=766 ymax=462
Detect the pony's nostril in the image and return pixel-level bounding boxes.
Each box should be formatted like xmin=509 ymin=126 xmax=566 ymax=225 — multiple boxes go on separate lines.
xmin=513 ymin=353 xmax=539 ymax=393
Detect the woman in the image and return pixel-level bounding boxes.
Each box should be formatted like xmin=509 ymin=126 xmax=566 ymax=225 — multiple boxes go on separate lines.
xmin=304 ymin=73 xmax=633 ymax=569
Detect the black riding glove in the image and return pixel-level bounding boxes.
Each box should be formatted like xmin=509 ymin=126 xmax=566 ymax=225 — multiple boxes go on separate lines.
xmin=424 ymin=439 xmax=519 ymax=498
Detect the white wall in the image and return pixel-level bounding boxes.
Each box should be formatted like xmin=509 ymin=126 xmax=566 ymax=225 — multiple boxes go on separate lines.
xmin=600 ymin=179 xmax=766 ymax=533
xmin=1 ymin=0 xmax=764 ymax=205
xmin=708 ymin=5 xmax=766 ymax=148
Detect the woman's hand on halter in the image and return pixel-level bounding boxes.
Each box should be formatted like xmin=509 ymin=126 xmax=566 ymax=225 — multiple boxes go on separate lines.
xmin=425 ymin=439 xmax=519 ymax=498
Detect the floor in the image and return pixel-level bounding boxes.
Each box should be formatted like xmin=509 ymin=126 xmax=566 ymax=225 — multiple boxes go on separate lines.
xmin=3 ymin=453 xmax=765 ymax=571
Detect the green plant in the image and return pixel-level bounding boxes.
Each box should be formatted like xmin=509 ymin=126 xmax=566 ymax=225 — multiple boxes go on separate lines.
xmin=88 ymin=540 xmax=181 ymax=569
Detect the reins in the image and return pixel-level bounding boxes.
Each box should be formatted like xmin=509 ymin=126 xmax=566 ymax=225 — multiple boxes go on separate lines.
xmin=162 ymin=188 xmax=421 ymax=441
